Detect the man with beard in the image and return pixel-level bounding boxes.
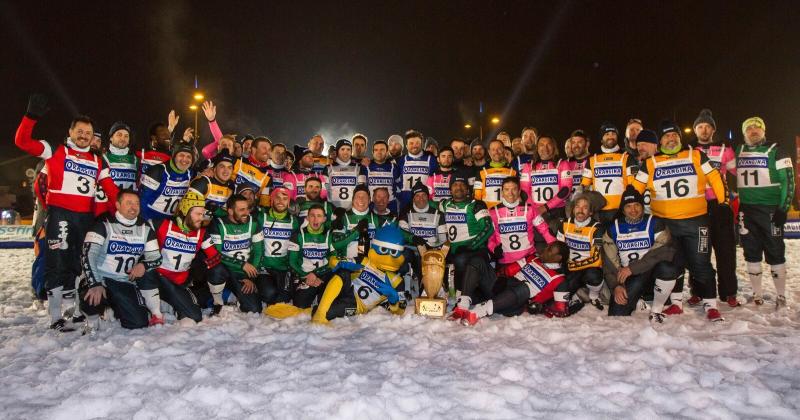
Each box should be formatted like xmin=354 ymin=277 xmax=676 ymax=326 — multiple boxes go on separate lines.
xmin=206 ymin=194 xmax=265 ymax=315
xmin=140 ymin=141 xmax=195 ymax=223
xmin=632 ymin=120 xmax=729 ymax=321
xmin=474 ymin=139 xmax=516 ymax=208
xmin=512 ymin=126 xmax=538 ymax=170
xmin=331 ymin=185 xmax=385 ymax=262
xmin=103 ymin=122 xmax=138 ymax=190
xmin=232 ymin=137 xmax=273 ymax=209
xmin=366 ymin=140 xmax=401 ymax=215
xmin=396 ymin=130 xmax=439 ymax=211
xmin=449 ymin=138 xmax=470 ymax=169
xmin=581 ymin=122 xmax=638 ymax=224
xmin=518 ymin=135 xmax=572 ymax=220
xmin=686 ymin=109 xmax=739 ymax=308
xmin=426 ymin=146 xmax=457 ymax=203
xmin=632 ymin=129 xmax=659 ymax=214
xmin=286 ymin=147 xmax=328 ymax=201
xmin=387 ymin=134 xmax=405 ymax=161
xmin=291 ymin=177 xmax=334 ymax=227
xmin=137 ymin=112 xmax=181 ymax=178
xmin=470 ymin=139 xmax=488 ymax=168
xmin=551 ymin=192 xmax=607 ymax=314
xmin=140 ymin=192 xmax=222 ymax=324
xmin=256 ymin=188 xmax=300 ymax=307
xmin=566 ymin=130 xmax=591 ymax=195
xmin=736 ymin=116 xmax=794 ymax=309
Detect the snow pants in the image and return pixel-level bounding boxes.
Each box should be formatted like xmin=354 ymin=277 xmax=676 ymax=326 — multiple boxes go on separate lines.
xmin=739 ymin=203 xmax=785 ymax=265
xmin=139 ymin=271 xmax=203 ymax=322
xmin=207 ymin=265 xmax=262 ymax=313
xmin=663 ymin=215 xmax=716 ymax=300
xmin=608 ymin=260 xmax=682 ymax=316
xmin=79 ymin=278 xmax=150 ymax=329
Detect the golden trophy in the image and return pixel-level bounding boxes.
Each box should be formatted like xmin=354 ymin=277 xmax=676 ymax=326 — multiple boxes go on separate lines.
xmin=414 ymin=243 xmax=450 ymax=318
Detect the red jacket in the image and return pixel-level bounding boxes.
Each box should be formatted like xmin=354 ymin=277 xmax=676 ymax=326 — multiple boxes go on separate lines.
xmin=15 ymin=116 xmax=118 ymax=213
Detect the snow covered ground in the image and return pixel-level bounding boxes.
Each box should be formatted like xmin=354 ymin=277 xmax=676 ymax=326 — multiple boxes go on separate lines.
xmin=1 ymin=246 xmax=800 ymax=420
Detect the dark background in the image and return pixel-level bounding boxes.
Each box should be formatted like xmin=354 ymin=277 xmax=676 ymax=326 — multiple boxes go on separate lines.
xmin=2 ymin=0 xmax=799 ymax=189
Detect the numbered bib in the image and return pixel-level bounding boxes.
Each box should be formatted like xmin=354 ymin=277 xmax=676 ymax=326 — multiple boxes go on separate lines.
xmin=592 ymin=159 xmax=624 ymax=196
xmin=614 ymin=218 xmax=654 ymax=267
xmin=352 ymin=265 xmax=389 ymax=308
xmin=100 ymin=230 xmax=146 ymax=275
xmin=444 ymin=207 xmax=471 ymax=243
xmin=263 ymin=219 xmax=294 ymax=258
xmin=300 ymin=231 xmax=329 ymax=273
xmin=651 ymin=156 xmax=699 ymax=201
xmin=401 ymin=159 xmax=431 ymax=192
xmin=219 ymin=219 xmax=253 ymax=263
xmin=160 ymin=226 xmax=199 ymax=272
xmin=530 ymin=167 xmax=559 ymax=205
xmin=497 ymin=212 xmax=532 ymax=254
xmin=151 ymin=178 xmax=189 ymax=216
xmin=61 ymin=154 xmax=99 ymax=197
xmin=737 ymin=147 xmax=776 ymax=189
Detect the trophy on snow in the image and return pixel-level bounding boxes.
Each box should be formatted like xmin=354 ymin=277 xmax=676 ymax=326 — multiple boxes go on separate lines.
xmin=415 ymin=242 xmax=450 ymax=318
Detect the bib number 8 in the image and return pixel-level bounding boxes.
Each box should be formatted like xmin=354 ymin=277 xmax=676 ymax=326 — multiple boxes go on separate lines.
xmin=508 ymin=234 xmax=521 ymax=250
xmin=339 ymin=188 xmax=350 ymax=200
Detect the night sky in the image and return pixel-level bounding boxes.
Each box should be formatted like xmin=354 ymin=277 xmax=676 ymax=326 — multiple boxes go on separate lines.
xmin=2 ymin=0 xmax=799 ymax=185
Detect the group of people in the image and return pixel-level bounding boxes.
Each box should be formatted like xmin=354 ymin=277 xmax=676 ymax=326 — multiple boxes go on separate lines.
xmin=16 ymin=93 xmax=794 ymax=333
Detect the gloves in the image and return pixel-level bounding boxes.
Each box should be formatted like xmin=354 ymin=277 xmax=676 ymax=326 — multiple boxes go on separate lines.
xmin=492 ymin=245 xmax=504 ymax=261
xmin=411 ymin=235 xmax=428 ymax=247
xmin=331 ymin=208 xmax=347 ymax=230
xmin=772 ymin=209 xmax=788 ymax=228
xmin=355 ymin=218 xmax=369 ymax=234
xmin=333 ymin=260 xmax=363 ymax=273
xmin=205 ymin=252 xmax=222 ymax=269
xmin=26 ymin=93 xmax=50 ymax=119
xmin=375 ymin=277 xmax=399 ymax=304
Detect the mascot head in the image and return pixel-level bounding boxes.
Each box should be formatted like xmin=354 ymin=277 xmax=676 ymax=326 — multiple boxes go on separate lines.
xmin=368 ymin=224 xmax=406 ymax=272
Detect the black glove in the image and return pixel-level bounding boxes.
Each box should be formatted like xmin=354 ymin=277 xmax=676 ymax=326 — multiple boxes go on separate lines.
xmin=492 ymin=245 xmax=504 ymax=261
xmin=26 ymin=93 xmax=50 ymax=119
xmin=331 ymin=208 xmax=347 ymax=230
xmin=411 ymin=235 xmax=427 ymax=247
xmin=772 ymin=209 xmax=788 ymax=228
xmin=355 ymin=218 xmax=369 ymax=233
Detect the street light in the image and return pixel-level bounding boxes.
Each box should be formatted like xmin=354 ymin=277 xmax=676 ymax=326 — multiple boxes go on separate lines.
xmin=683 ymin=127 xmax=692 ymax=134
xmin=189 ymin=90 xmax=205 ymax=142
xmin=464 ymin=124 xmax=472 ymax=129
xmin=189 ymin=105 xmax=198 ymax=111
xmin=491 ymin=117 xmax=500 ymax=125
xmin=193 ymin=92 xmax=204 ymax=101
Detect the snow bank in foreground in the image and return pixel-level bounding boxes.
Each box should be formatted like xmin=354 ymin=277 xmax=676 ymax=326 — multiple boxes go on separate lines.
xmin=1 ymin=247 xmax=799 ymax=420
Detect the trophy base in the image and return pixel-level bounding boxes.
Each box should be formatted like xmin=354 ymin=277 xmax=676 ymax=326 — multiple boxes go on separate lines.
xmin=415 ymin=297 xmax=447 ymax=319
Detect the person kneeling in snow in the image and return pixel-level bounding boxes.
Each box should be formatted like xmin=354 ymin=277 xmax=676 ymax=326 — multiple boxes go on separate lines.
xmin=138 ymin=192 xmax=223 ymax=325
xmin=79 ymin=189 xmax=162 ymax=332
xmin=463 ymin=241 xmax=570 ymax=325
xmin=602 ymin=187 xmax=681 ymax=323
xmin=310 ymin=224 xmax=408 ymax=324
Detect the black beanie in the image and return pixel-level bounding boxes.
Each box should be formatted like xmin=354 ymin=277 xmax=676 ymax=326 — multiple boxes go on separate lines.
xmin=213 ymin=149 xmax=236 ymax=166
xmin=353 ymin=184 xmax=370 ymax=197
xmin=657 ymin=120 xmax=681 ymax=139
xmin=108 ymin=121 xmax=131 ymax=138
xmin=619 ymin=185 xmax=644 ymax=208
xmin=599 ymin=122 xmax=619 ymax=138
xmin=411 ymin=180 xmax=429 ymax=197
xmin=335 ymin=139 xmax=352 ymax=152
xmin=693 ymin=109 xmax=716 ymax=130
